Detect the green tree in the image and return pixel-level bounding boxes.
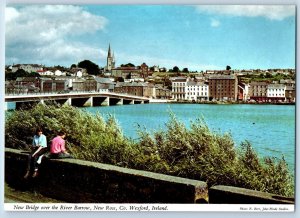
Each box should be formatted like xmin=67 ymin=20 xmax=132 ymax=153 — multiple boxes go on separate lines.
xmin=182 ymin=68 xmax=189 ymax=73
xmin=226 ymin=65 xmax=231 ymax=71
xmin=172 ymin=66 xmax=180 ymax=72
xmin=78 ymin=60 xmax=100 ymax=75
xmin=121 ymin=63 xmax=135 ymax=67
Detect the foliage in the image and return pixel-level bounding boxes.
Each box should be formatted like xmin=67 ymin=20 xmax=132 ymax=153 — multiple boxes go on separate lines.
xmin=5 ymin=69 xmax=40 ymax=81
xmin=5 ymin=105 xmax=294 ymax=197
xmin=120 ymin=63 xmax=135 ymax=67
xmin=78 ymin=60 xmax=100 ymax=75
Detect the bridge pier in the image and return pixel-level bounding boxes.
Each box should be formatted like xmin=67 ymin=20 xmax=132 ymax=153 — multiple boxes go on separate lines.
xmin=71 ymin=97 xmax=92 ymax=107
xmin=134 ymin=100 xmax=143 ymax=104
xmin=123 ymin=99 xmax=134 ymax=105
xmin=93 ymin=97 xmax=109 ymax=106
xmin=109 ymin=97 xmax=123 ymax=106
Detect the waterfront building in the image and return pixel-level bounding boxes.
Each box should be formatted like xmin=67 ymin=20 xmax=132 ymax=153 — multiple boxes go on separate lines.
xmin=208 ymin=74 xmax=238 ymax=101
xmin=285 ymin=86 xmax=296 ymax=102
xmin=15 ymin=77 xmax=40 ymax=88
xmin=155 ymin=84 xmax=171 ymax=99
xmin=185 ymin=81 xmax=209 ymax=101
xmin=72 ymin=78 xmax=85 ymax=91
xmin=267 ymin=84 xmax=286 ymax=102
xmin=249 ymin=81 xmax=269 ymax=102
xmin=40 ymin=78 xmax=67 ymax=93
xmin=238 ymin=83 xmax=250 ymax=101
xmin=114 ymin=82 xmax=147 ymax=96
xmin=94 ymin=77 xmax=115 ymax=92
xmin=143 ymin=83 xmax=156 ymax=98
xmin=171 ymin=77 xmax=187 ymax=100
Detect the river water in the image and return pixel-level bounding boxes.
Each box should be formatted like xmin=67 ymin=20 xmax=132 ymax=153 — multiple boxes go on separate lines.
xmin=84 ymin=103 xmax=295 ymax=171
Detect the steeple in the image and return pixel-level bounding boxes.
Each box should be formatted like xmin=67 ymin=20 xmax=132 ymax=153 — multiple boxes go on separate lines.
xmin=106 ymin=43 xmax=115 ymax=71
xmin=108 ymin=43 xmax=112 ymax=57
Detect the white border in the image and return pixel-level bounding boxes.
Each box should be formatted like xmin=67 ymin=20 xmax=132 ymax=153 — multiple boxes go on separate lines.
xmin=1 ymin=0 xmax=299 ymax=217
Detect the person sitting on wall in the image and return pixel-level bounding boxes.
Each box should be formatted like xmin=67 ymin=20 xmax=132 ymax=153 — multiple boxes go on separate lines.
xmin=49 ymin=130 xmax=72 ymax=159
xmin=24 ymin=127 xmax=48 ymax=179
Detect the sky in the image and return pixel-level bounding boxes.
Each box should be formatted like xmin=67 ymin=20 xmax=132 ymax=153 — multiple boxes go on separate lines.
xmin=5 ymin=4 xmax=296 ymax=71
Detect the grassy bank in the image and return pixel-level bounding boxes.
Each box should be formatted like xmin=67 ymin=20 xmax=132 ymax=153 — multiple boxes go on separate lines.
xmin=5 ymin=104 xmax=294 ymax=197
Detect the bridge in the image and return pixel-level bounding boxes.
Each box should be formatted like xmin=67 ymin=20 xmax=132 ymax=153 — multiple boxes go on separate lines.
xmin=4 ymin=91 xmax=151 ymax=110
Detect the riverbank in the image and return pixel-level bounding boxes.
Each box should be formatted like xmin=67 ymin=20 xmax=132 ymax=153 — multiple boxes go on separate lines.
xmin=169 ymin=100 xmax=295 ymax=105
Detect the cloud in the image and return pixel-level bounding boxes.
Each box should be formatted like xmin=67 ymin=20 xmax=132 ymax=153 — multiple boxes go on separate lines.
xmin=210 ymin=18 xmax=220 ymax=27
xmin=195 ymin=5 xmax=295 ymax=20
xmin=5 ymin=5 xmax=108 ymax=66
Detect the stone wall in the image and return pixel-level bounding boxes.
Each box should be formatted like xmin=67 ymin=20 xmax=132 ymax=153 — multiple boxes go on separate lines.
xmin=209 ymin=185 xmax=294 ymax=204
xmin=5 ymin=148 xmax=294 ymax=204
xmin=5 ymin=148 xmax=208 ymax=203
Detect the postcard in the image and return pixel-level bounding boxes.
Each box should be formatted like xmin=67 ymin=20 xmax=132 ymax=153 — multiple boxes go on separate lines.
xmin=2 ymin=0 xmax=296 ymax=213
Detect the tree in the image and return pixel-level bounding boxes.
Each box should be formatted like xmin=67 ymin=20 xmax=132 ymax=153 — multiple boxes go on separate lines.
xmin=226 ymin=65 xmax=231 ymax=71
xmin=78 ymin=60 xmax=100 ymax=75
xmin=172 ymin=66 xmax=180 ymax=73
xmin=121 ymin=63 xmax=135 ymax=68
xmin=182 ymin=68 xmax=189 ymax=73
xmin=70 ymin=64 xmax=77 ymax=69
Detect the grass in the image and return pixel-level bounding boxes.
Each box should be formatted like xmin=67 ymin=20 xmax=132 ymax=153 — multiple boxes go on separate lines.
xmin=5 ymin=104 xmax=294 ymax=197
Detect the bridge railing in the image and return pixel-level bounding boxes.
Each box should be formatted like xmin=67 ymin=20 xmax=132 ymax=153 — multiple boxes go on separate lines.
xmin=5 ymin=90 xmax=150 ymax=100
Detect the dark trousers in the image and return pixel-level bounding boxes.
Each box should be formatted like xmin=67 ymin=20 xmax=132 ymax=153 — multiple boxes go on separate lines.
xmin=26 ymin=147 xmax=48 ymax=171
xmin=49 ymin=152 xmax=72 ymax=159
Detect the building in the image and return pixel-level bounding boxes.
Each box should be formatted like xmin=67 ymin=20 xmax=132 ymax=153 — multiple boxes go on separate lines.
xmin=285 ymin=86 xmax=296 ymax=102
xmin=238 ymin=83 xmax=250 ymax=101
xmin=155 ymin=85 xmax=171 ymax=99
xmin=12 ymin=64 xmax=43 ymax=73
xmin=140 ymin=63 xmax=149 ymax=78
xmin=106 ymin=44 xmax=115 ymax=72
xmin=171 ymin=77 xmax=187 ymax=100
xmin=249 ymin=82 xmax=269 ymax=102
xmin=208 ymin=75 xmax=238 ymax=101
xmin=267 ymin=84 xmax=286 ymax=102
xmin=94 ymin=77 xmax=115 ymax=92
xmin=114 ymin=82 xmax=146 ymax=96
xmin=143 ymin=83 xmax=156 ymax=98
xmin=185 ymin=81 xmax=209 ymax=101
xmin=40 ymin=79 xmax=67 ymax=93
xmin=111 ymin=67 xmax=140 ymax=78
xmin=72 ymin=79 xmax=85 ymax=91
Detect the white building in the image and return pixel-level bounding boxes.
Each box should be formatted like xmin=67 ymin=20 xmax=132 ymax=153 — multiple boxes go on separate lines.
xmin=267 ymin=84 xmax=286 ymax=100
xmin=185 ymin=81 xmax=209 ymax=101
xmin=171 ymin=77 xmax=187 ymax=100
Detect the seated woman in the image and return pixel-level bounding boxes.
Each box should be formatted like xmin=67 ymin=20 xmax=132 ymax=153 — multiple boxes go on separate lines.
xmin=49 ymin=130 xmax=72 ymax=159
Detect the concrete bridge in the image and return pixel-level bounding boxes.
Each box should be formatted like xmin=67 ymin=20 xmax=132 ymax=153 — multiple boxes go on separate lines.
xmin=4 ymin=91 xmax=151 ymax=110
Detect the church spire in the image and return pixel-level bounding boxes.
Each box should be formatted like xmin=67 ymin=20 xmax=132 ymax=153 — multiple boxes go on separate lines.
xmin=108 ymin=43 xmax=112 ymax=57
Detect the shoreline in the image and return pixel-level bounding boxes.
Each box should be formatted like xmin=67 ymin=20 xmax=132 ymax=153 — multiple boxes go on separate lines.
xmin=166 ymin=101 xmax=295 ymax=106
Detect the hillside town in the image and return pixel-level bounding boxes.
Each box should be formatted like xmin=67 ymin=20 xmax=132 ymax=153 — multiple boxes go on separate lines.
xmin=5 ymin=45 xmax=296 ymax=104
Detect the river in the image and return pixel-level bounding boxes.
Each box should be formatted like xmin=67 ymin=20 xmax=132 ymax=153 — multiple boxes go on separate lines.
xmin=84 ymin=103 xmax=295 ymax=172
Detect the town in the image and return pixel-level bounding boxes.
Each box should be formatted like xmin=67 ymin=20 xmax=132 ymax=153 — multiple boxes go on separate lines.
xmin=5 ymin=45 xmax=296 ymax=104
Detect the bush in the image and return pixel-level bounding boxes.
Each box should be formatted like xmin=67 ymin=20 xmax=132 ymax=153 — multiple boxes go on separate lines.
xmin=5 ymin=104 xmax=294 ymax=197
